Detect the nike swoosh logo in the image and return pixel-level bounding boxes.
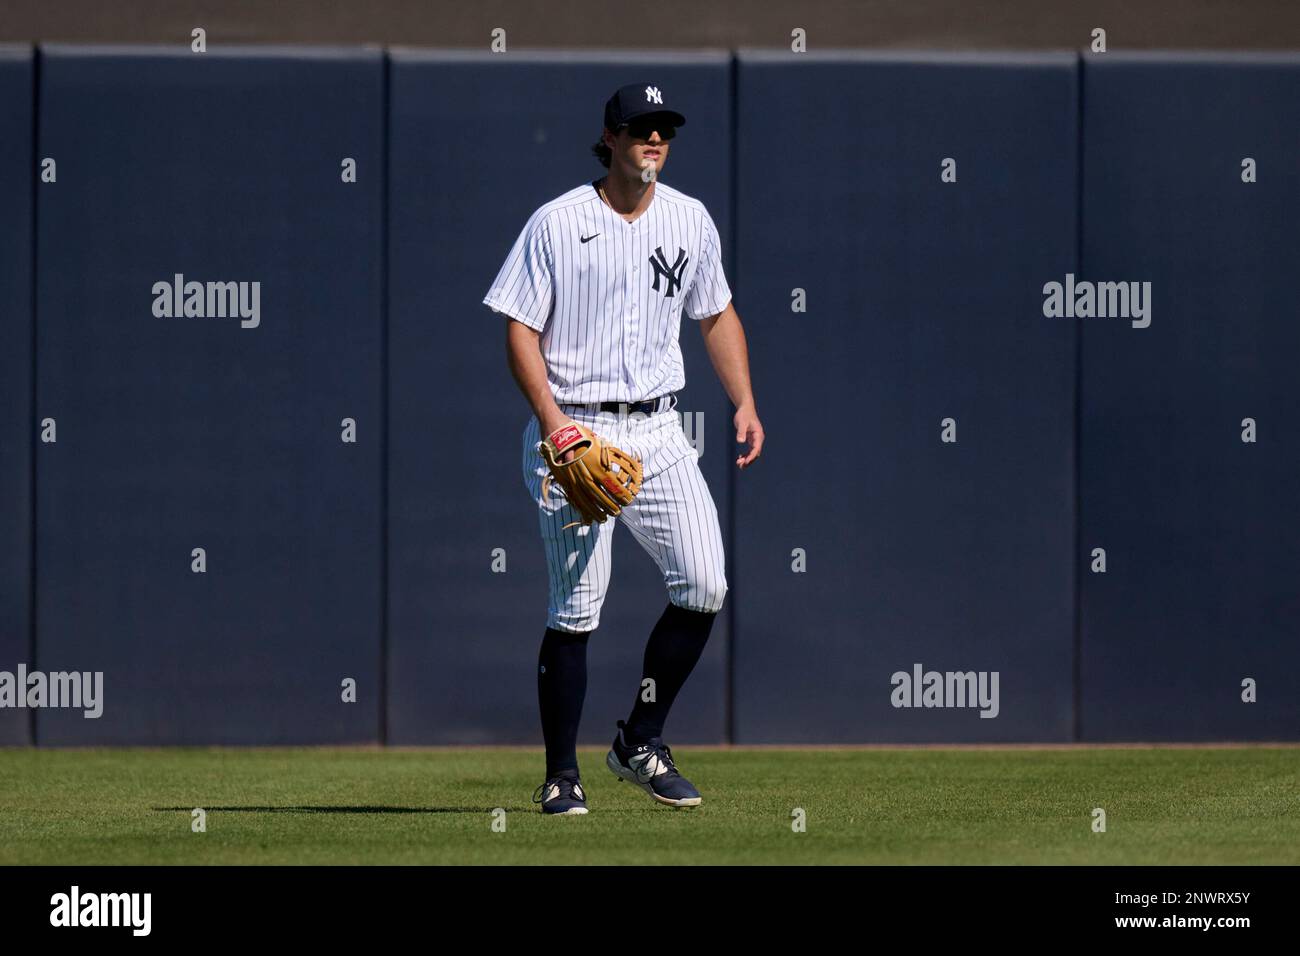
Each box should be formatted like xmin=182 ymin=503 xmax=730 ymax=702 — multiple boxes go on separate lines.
xmin=629 ymin=752 xmax=664 ymax=782
xmin=580 ymin=233 xmax=600 ymax=243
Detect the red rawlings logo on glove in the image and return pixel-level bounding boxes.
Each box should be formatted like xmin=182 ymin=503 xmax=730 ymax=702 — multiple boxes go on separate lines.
xmin=549 ymin=424 xmax=584 ymax=452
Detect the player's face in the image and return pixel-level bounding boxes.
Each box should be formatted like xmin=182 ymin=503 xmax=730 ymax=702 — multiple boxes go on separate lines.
xmin=610 ymin=119 xmax=673 ymax=180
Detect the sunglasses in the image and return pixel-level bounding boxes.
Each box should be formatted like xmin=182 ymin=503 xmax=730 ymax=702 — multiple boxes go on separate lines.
xmin=622 ymin=119 xmax=677 ymax=141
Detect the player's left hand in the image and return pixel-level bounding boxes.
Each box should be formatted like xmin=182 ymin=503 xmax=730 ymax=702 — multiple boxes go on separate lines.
xmin=734 ymin=405 xmax=764 ymax=469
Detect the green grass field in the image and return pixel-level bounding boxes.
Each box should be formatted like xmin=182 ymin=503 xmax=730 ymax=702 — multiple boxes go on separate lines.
xmin=0 ymin=746 xmax=1295 ymax=865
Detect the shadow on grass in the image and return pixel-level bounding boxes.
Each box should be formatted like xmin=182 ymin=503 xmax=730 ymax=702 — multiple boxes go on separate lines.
xmin=151 ymin=806 xmax=519 ymax=814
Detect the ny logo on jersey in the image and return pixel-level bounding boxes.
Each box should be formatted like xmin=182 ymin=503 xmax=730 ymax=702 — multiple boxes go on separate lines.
xmin=644 ymin=86 xmax=663 ymax=105
xmin=649 ymin=246 xmax=688 ymax=297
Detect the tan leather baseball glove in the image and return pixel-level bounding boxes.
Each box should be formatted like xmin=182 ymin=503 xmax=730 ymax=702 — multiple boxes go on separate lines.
xmin=538 ymin=421 xmax=643 ymax=529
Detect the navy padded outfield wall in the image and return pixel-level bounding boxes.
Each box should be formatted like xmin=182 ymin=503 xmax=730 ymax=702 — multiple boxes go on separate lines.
xmin=1079 ymin=54 xmax=1300 ymax=740
xmin=731 ymin=53 xmax=1080 ymax=742
xmin=386 ymin=51 xmax=734 ymax=744
xmin=0 ymin=47 xmax=34 ymax=746
xmin=35 ymin=47 xmax=385 ymax=744
xmin=6 ymin=48 xmax=1299 ymax=744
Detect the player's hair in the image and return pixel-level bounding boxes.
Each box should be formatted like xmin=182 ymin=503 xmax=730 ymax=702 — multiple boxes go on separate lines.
xmin=590 ymin=127 xmax=616 ymax=168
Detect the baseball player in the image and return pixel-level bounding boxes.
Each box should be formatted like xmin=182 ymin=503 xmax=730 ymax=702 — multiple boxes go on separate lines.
xmin=483 ymin=82 xmax=764 ymax=814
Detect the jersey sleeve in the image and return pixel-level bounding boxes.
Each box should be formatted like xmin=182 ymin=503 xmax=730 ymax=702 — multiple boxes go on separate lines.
xmin=684 ymin=207 xmax=732 ymax=321
xmin=482 ymin=210 xmax=555 ymax=332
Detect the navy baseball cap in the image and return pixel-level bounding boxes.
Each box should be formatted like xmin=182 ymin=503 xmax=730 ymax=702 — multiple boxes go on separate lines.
xmin=603 ymin=83 xmax=687 ymax=131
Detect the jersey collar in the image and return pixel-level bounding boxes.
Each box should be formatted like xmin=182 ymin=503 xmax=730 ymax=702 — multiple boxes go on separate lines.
xmin=593 ymin=179 xmax=657 ymax=227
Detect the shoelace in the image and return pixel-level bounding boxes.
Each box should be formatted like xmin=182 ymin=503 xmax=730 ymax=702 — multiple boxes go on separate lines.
xmin=636 ymin=741 xmax=681 ymax=779
xmin=532 ymin=776 xmax=581 ymax=804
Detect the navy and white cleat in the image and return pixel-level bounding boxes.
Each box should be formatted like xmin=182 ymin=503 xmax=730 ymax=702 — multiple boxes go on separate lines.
xmin=532 ymin=773 xmax=589 ymax=815
xmin=606 ymin=720 xmax=702 ymax=808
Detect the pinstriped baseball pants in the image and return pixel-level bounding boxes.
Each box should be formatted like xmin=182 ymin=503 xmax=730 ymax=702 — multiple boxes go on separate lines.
xmin=522 ymin=406 xmax=728 ymax=633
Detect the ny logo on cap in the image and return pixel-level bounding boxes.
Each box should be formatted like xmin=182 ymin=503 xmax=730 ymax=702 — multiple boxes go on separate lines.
xmin=644 ymin=86 xmax=663 ymax=104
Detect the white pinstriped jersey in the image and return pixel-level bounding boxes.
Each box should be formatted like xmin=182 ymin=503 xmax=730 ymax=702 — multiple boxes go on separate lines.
xmin=483 ymin=179 xmax=732 ymax=405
